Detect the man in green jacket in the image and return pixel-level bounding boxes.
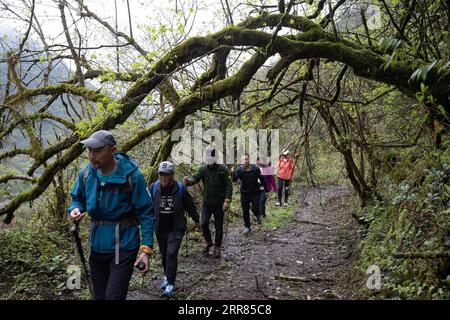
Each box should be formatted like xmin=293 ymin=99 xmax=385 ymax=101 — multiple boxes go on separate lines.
xmin=183 ymin=148 xmax=232 ymax=258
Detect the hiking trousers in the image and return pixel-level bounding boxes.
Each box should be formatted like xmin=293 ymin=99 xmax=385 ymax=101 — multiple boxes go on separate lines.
xmin=201 ymin=204 xmax=224 ymax=247
xmin=156 ymin=229 xmax=184 ymax=285
xmin=241 ymin=192 xmax=260 ymax=228
xmin=89 ymin=248 xmax=138 ymax=300
xmin=277 ymin=177 xmax=291 ymax=203
xmin=259 ymin=190 xmax=267 ymax=217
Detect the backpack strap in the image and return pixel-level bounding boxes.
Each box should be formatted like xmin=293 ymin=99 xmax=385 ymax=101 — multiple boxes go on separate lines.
xmin=176 ymin=181 xmax=187 ymax=218
xmin=124 ymin=175 xmax=132 ymax=202
xmin=151 ymin=180 xmax=160 ymax=200
xmin=82 ymin=166 xmax=89 ymax=186
xmin=177 ymin=181 xmax=184 ymax=199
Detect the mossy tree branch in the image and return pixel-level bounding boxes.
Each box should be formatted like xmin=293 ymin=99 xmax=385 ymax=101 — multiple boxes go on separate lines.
xmin=1 ymin=12 xmax=449 ymax=223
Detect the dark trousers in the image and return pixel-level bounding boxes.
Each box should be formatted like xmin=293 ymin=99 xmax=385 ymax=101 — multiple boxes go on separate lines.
xmin=201 ymin=204 xmax=224 ymax=247
xmin=241 ymin=192 xmax=260 ymax=228
xmin=277 ymin=177 xmax=291 ymax=203
xmin=157 ymin=229 xmax=184 ymax=285
xmin=89 ymin=248 xmax=138 ymax=300
xmin=259 ymin=190 xmax=267 ymax=217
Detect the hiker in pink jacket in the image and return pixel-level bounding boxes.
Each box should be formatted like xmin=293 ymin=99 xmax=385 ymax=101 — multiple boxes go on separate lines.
xmin=275 ymin=149 xmax=295 ymax=206
xmin=257 ymin=158 xmax=277 ymax=217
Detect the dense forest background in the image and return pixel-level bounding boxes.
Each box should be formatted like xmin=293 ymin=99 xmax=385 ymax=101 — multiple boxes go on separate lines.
xmin=0 ymin=0 xmax=448 ymax=299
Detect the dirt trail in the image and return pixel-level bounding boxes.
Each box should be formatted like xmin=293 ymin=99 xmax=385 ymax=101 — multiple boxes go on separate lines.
xmin=128 ymin=185 xmax=363 ymax=300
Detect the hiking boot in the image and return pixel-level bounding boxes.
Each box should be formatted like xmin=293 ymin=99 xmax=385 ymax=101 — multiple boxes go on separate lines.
xmin=202 ymin=242 xmax=212 ymax=255
xmin=275 ymin=202 xmax=280 ymax=206
xmin=161 ymin=284 xmax=174 ymax=298
xmin=283 ymin=202 xmax=288 ymax=206
xmin=160 ymin=276 xmax=168 ymax=290
xmin=212 ymin=245 xmax=221 ymax=258
xmin=243 ymin=227 xmax=251 ymax=235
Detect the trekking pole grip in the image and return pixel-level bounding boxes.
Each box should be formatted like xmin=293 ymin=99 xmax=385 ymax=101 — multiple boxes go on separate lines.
xmin=70 ymin=220 xmax=80 ymax=233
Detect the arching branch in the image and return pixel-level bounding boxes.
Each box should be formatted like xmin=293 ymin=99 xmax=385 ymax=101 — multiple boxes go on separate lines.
xmin=1 ymin=12 xmax=449 ymax=223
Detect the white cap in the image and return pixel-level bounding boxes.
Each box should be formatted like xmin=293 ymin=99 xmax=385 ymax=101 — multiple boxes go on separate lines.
xmin=158 ymin=161 xmax=174 ymax=174
xmin=282 ymin=149 xmax=290 ymax=155
xmin=205 ymin=147 xmax=216 ymax=165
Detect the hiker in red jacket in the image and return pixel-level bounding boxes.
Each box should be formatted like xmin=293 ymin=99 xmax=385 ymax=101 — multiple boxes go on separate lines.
xmin=275 ymin=149 xmax=295 ymax=206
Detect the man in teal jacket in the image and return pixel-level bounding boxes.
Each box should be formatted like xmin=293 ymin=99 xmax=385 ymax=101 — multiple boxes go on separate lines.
xmin=68 ymin=130 xmax=154 ymax=300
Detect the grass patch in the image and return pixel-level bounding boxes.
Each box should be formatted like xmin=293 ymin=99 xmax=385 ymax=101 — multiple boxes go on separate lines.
xmin=262 ymin=194 xmax=296 ymax=231
xmin=0 ymin=215 xmax=84 ymax=299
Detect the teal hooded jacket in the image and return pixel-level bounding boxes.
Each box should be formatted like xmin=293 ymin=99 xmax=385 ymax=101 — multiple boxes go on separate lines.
xmin=68 ymin=153 xmax=154 ymax=253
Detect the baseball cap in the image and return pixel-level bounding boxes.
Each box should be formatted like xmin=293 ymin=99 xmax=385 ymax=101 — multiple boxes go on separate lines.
xmin=80 ymin=130 xmax=117 ymax=148
xmin=282 ymin=149 xmax=290 ymax=155
xmin=158 ymin=161 xmax=175 ymax=174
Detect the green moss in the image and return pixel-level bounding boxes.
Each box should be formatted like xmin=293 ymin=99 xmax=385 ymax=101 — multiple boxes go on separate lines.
xmin=6 ymin=84 xmax=107 ymax=107
xmin=357 ymin=144 xmax=450 ymax=299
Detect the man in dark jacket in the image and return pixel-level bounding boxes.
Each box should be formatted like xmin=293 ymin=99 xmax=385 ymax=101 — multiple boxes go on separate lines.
xmin=149 ymin=161 xmax=200 ymax=298
xmin=68 ymin=130 xmax=154 ymax=300
xmin=232 ymin=154 xmax=269 ymax=234
xmin=183 ymin=147 xmax=232 ymax=258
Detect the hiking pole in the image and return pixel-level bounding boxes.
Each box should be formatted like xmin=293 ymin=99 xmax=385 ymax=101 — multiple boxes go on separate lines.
xmin=70 ymin=220 xmax=94 ymax=298
xmin=135 ymin=260 xmax=147 ymax=290
xmin=185 ymin=224 xmax=189 ymax=257
xmin=136 ymin=251 xmax=153 ymax=291
xmin=135 ymin=262 xmax=144 ymax=290
xmin=224 ymin=210 xmax=229 ymax=239
xmin=184 ymin=213 xmax=189 ymax=257
xmin=225 ymin=189 xmax=239 ymax=238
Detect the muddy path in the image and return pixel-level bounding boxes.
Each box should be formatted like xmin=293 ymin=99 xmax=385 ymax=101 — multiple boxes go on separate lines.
xmin=128 ymin=185 xmax=364 ymax=300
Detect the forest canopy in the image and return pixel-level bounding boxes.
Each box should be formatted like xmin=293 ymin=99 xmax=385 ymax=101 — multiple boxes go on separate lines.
xmin=0 ymin=0 xmax=449 ymax=221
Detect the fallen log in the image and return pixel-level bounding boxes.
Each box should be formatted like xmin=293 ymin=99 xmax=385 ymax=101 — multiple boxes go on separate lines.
xmin=305 ymin=240 xmax=334 ymax=246
xmin=274 ymin=261 xmax=289 ymax=266
xmin=393 ymin=252 xmax=450 ymax=259
xmin=295 ymin=219 xmax=329 ymax=226
xmin=274 ymin=274 xmax=333 ymax=282
xmin=268 ymin=238 xmax=289 ymax=244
